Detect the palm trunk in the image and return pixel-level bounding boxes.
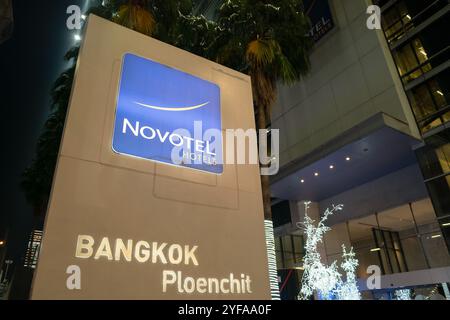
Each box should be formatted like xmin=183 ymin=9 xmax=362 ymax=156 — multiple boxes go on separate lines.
xmin=255 ymin=103 xmax=273 ymax=221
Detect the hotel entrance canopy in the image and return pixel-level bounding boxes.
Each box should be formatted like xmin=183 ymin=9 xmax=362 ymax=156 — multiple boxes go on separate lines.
xmin=271 ymin=113 xmax=423 ymax=203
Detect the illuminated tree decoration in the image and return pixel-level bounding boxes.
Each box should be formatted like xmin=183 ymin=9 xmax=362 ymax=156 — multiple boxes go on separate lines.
xmin=395 ymin=289 xmax=412 ymax=300
xmin=336 ymin=245 xmax=361 ymax=300
xmin=298 ymin=202 xmax=362 ymax=300
xmin=298 ymin=202 xmax=343 ymax=300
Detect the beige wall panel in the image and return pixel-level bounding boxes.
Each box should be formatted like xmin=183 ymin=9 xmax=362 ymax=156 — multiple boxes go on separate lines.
xmin=32 ymin=15 xmax=270 ymax=300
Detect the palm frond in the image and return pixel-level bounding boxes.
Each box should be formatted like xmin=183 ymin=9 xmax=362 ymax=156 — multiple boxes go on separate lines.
xmin=113 ymin=3 xmax=156 ymax=36
xmin=276 ymin=53 xmax=297 ymax=85
xmin=246 ymin=39 xmax=277 ymax=67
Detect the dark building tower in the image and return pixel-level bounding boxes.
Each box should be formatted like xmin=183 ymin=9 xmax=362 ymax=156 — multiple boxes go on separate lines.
xmin=23 ymin=230 xmax=43 ymax=270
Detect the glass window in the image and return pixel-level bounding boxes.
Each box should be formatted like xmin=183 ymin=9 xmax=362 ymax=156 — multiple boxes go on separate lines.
xmin=373 ymin=226 xmax=408 ymax=274
xmin=439 ymin=216 xmax=450 ymax=252
xmin=382 ymin=6 xmax=401 ymax=30
xmin=442 ymin=110 xmax=450 ymax=124
xmin=275 ymin=234 xmax=305 ymax=270
xmin=373 ymin=0 xmax=390 ymax=8
xmin=429 ymin=79 xmax=448 ymax=108
xmin=292 ymin=235 xmax=304 ymax=263
xmin=407 ymin=200 xmax=450 ymax=269
xmin=393 ymin=43 xmax=421 ymax=81
xmin=420 ymin=229 xmax=450 ymax=268
xmin=282 ymin=235 xmax=295 ymax=268
xmin=416 ymin=131 xmax=450 ymax=179
xmin=435 ymin=143 xmax=450 ymax=174
xmin=377 ymin=205 xmax=415 ymax=232
xmin=348 ymin=215 xmax=381 ymax=276
xmin=407 ymin=72 xmax=449 ymax=133
xmin=411 ymin=198 xmax=439 ymax=226
xmin=382 ymin=1 xmax=413 ymax=43
xmin=408 ymin=83 xmax=439 ymax=121
xmin=275 ymin=236 xmax=283 ymax=268
xmin=366 ymin=201 xmax=449 ymax=274
xmin=272 ymin=201 xmax=292 ymax=228
xmin=400 ymin=236 xmax=428 ymax=271
xmin=426 ymin=175 xmax=450 ymax=218
xmin=413 ymin=39 xmax=430 ymax=65
xmin=392 ymin=38 xmax=435 ymax=85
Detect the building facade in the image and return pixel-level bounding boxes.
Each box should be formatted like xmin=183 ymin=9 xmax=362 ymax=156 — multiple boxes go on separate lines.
xmin=270 ymin=0 xmax=450 ymax=300
xmin=374 ymin=0 xmax=450 ymax=251
xmin=195 ymin=0 xmax=450 ymax=300
xmin=197 ymin=0 xmax=450 ymax=299
xmin=23 ymin=230 xmax=42 ymax=270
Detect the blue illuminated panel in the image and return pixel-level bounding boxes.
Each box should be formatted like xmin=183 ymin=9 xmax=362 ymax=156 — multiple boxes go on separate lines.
xmin=112 ymin=53 xmax=222 ymax=174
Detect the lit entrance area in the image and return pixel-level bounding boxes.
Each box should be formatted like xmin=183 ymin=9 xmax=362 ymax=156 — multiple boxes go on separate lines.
xmin=270 ymin=115 xmax=450 ymax=300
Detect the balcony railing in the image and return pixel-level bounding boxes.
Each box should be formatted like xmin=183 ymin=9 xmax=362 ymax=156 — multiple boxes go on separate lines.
xmin=400 ymin=45 xmax=450 ymax=85
xmin=383 ymin=0 xmax=448 ymax=44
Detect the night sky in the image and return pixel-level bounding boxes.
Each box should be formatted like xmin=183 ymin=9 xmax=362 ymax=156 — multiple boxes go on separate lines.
xmin=0 ymin=0 xmax=91 ymax=262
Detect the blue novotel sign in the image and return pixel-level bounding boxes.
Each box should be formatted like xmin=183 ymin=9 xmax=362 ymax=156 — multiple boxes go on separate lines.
xmin=112 ymin=53 xmax=223 ymax=174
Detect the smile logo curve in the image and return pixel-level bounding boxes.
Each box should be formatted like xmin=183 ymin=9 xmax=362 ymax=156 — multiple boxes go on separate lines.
xmin=134 ymin=101 xmax=210 ymax=112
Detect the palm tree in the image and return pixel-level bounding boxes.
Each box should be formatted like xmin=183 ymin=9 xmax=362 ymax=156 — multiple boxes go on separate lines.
xmin=111 ymin=0 xmax=193 ymax=40
xmin=113 ymin=0 xmax=156 ymax=36
xmin=180 ymin=0 xmax=312 ymax=222
xmin=211 ymin=1 xmax=312 ymax=300
xmin=176 ymin=1 xmax=312 ymax=300
xmin=21 ymin=48 xmax=79 ymax=216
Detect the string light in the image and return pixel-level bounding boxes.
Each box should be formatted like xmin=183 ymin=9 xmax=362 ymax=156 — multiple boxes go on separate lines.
xmin=395 ymin=289 xmax=412 ymax=300
xmin=298 ymin=202 xmax=343 ymax=300
xmin=336 ymin=245 xmax=361 ymax=300
xmin=297 ymin=202 xmax=361 ymax=300
xmin=264 ymin=220 xmax=280 ymax=300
